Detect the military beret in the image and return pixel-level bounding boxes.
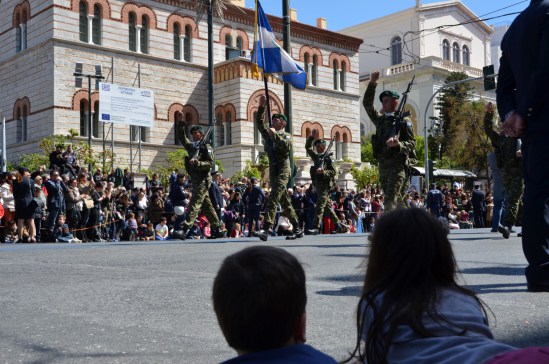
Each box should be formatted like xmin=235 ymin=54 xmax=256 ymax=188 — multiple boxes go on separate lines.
xmin=272 ymin=113 xmax=288 ymax=122
xmin=190 ymin=125 xmax=204 ymax=133
xmin=313 ymin=139 xmax=327 ymax=146
xmin=379 ymin=90 xmax=400 ymax=102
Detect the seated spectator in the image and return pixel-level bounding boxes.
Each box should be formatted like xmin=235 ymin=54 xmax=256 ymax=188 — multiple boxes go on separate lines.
xmin=276 ymin=214 xmax=293 ymax=236
xmin=230 ymin=222 xmax=242 ymax=238
xmin=202 ymin=221 xmax=211 ymax=239
xmin=344 ymin=208 xmax=517 ymax=364
xmin=4 ymin=220 xmax=18 ymax=243
xmin=213 ymin=246 xmax=337 ymax=363
xmin=155 ymin=217 xmax=170 ymax=241
xmin=142 ymin=223 xmax=155 ymax=241
xmin=125 ymin=212 xmax=138 ymax=241
xmin=186 ymin=219 xmax=203 ymax=239
xmin=54 ymin=214 xmax=76 ymax=243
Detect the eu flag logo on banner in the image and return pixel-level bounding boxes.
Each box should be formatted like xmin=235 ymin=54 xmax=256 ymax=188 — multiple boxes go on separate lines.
xmin=251 ymin=0 xmax=307 ymax=90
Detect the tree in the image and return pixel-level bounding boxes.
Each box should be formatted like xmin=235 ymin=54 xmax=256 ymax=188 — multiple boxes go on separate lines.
xmin=360 ymin=135 xmax=375 ymax=164
xmin=350 ymin=165 xmax=379 ymax=189
xmin=231 ymin=160 xmax=261 ymax=184
xmin=436 ymin=72 xmax=474 ymax=159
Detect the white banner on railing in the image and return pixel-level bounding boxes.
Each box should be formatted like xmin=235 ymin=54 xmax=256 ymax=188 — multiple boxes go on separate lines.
xmin=99 ymin=83 xmax=154 ymax=128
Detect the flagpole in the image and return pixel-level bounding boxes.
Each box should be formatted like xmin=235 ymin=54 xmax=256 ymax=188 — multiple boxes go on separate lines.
xmin=263 ymin=76 xmax=276 ymax=171
xmin=1 ymin=117 xmax=5 ymax=172
xmin=282 ymin=0 xmax=295 ymax=188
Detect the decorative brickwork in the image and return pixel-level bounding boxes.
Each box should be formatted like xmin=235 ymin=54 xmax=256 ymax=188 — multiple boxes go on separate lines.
xmin=301 ymin=121 xmax=324 ymax=140
xmin=120 ymin=3 xmax=158 ymax=28
xmin=247 ymin=90 xmax=283 ymax=122
xmin=13 ymin=0 xmax=31 ymax=27
xmin=328 ymin=53 xmax=351 ymax=72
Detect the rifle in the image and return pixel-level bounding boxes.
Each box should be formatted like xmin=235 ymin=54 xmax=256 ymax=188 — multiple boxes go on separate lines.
xmin=191 ymin=125 xmax=214 ymax=160
xmin=390 ymin=75 xmax=415 ymax=138
xmin=319 ymin=137 xmax=336 ymax=170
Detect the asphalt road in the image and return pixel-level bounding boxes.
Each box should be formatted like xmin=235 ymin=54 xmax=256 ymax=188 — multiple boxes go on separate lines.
xmin=1 ymin=228 xmax=548 ymax=363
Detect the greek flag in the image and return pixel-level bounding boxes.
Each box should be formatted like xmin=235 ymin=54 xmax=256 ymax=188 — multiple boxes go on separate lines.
xmin=252 ymin=0 xmax=307 ymax=90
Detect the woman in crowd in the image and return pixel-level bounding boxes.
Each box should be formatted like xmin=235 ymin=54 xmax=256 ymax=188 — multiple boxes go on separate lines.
xmin=77 ymin=172 xmax=93 ymax=242
xmin=65 ymin=177 xmax=84 ymax=242
xmin=13 ymin=167 xmax=36 ymax=243
xmin=1 ymin=172 xmax=16 ymax=227
xmin=344 ymin=208 xmax=518 ymax=364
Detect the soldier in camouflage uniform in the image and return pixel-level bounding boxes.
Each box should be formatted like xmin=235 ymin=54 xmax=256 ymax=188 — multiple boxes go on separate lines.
xmin=305 ymin=133 xmax=347 ymax=235
xmin=173 ymin=125 xmax=224 ymax=240
xmin=483 ymin=102 xmax=523 ymax=239
xmin=363 ymin=71 xmax=416 ymax=211
xmin=252 ymin=95 xmax=303 ymax=241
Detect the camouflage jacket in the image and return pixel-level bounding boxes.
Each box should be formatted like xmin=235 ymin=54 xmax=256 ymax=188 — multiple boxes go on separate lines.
xmin=483 ymin=110 xmax=521 ymax=170
xmin=305 ymin=136 xmax=336 ymax=188
xmin=256 ymin=106 xmax=292 ymax=173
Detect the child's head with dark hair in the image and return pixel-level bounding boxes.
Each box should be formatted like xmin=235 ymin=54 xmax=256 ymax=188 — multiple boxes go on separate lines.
xmin=212 ymin=246 xmax=307 ymax=353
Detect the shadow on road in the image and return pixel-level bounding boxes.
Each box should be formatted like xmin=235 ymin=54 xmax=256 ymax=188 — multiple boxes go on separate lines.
xmin=465 ymin=282 xmax=527 ymax=294
xmin=460 ymin=266 xmax=525 ymax=276
xmin=316 ymin=285 xmax=362 ymax=297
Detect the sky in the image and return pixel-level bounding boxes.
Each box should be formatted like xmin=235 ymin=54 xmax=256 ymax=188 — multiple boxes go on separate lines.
xmin=243 ymin=0 xmax=530 ymax=31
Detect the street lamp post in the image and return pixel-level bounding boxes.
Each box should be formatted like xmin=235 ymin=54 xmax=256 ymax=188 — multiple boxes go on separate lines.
xmin=74 ymin=63 xmax=104 ymax=173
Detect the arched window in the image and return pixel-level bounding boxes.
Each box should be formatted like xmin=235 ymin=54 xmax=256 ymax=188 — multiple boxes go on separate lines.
xmin=174 ymin=111 xmax=185 ymax=145
xmin=391 ymin=36 xmax=402 ymax=65
xmin=333 ymin=59 xmax=339 ymax=90
xmin=92 ymin=4 xmax=102 ymax=45
xmin=93 ymin=100 xmax=100 ymax=138
xmin=452 ymin=42 xmax=460 ymax=63
xmin=140 ymin=15 xmax=149 ymax=54
xmin=312 ymin=54 xmax=318 ymax=86
xmin=253 ymin=111 xmax=263 ymax=146
xmin=442 ymin=39 xmax=450 ymax=61
xmin=80 ymin=99 xmax=89 ymax=137
xmin=335 ymin=132 xmax=342 ymax=160
xmin=79 ymin=2 xmax=88 ymax=43
xmin=340 ymin=61 xmax=346 ymax=91
xmin=16 ymin=105 xmax=28 ymax=143
xmin=236 ymin=36 xmax=243 ymax=53
xmin=304 ymin=53 xmax=310 ymax=80
xmin=216 ymin=112 xmax=224 ymax=147
xmin=462 ymin=45 xmax=470 ymax=66
xmin=225 ymin=112 xmax=232 ymax=145
xmin=174 ymin=23 xmax=181 ymax=60
xmin=183 ymin=25 xmax=192 ymax=62
xmin=128 ymin=12 xmax=137 ymax=51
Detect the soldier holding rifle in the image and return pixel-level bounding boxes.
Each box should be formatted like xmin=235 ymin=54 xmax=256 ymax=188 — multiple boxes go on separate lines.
xmin=363 ymin=71 xmax=416 ymax=211
xmin=173 ymin=125 xmax=224 ymax=240
xmin=305 ymin=131 xmax=347 ymax=235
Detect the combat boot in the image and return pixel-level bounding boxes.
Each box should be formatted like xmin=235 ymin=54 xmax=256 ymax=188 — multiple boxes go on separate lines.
xmin=208 ymin=228 xmax=226 ymax=239
xmin=497 ymin=224 xmax=510 ymax=239
xmin=173 ymin=228 xmax=188 ymax=240
xmin=306 ymin=228 xmax=320 ymax=235
xmin=285 ymin=228 xmax=304 ymax=240
xmin=252 ymin=229 xmax=269 ymax=242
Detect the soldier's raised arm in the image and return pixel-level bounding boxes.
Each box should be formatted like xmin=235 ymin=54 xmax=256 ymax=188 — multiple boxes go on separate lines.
xmin=305 ymin=135 xmax=316 ymax=159
xmin=255 ymin=95 xmax=270 ymax=140
xmin=363 ymin=71 xmax=383 ymax=128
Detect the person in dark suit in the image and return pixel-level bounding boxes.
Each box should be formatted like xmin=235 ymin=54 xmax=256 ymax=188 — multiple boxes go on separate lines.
xmin=471 ymin=185 xmax=486 ymax=228
xmin=242 ymin=177 xmax=265 ymax=237
xmin=425 ymin=183 xmax=443 ymax=218
xmin=209 ymin=170 xmax=223 ymax=220
xmin=13 ymin=167 xmax=36 ymax=242
xmin=496 ymin=0 xmax=549 ymax=292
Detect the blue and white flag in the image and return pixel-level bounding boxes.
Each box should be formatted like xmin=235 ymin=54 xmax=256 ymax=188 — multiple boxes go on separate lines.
xmin=252 ymin=0 xmax=307 ymax=90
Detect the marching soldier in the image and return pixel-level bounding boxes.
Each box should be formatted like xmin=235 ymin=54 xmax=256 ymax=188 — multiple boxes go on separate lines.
xmin=483 ymin=102 xmax=523 ymax=239
xmin=252 ymin=95 xmax=303 ymax=241
xmin=363 ymin=71 xmax=416 ymax=211
xmin=305 ymin=132 xmax=347 ymax=235
xmin=173 ymin=125 xmax=224 ymax=240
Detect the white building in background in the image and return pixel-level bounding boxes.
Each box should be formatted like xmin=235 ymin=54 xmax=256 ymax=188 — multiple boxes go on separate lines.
xmin=491 ymin=23 xmax=511 ymax=73
xmin=0 ymin=0 xmax=362 ymax=179
xmin=340 ymin=0 xmax=495 ymax=138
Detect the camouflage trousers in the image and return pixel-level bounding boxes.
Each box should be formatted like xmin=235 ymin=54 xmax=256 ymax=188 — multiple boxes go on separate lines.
xmin=502 ymin=165 xmax=524 ymax=227
xmin=264 ymin=171 xmax=299 ymax=230
xmin=379 ymin=160 xmax=406 ymax=212
xmin=182 ymin=178 xmax=221 ymax=230
xmin=312 ymin=184 xmax=340 ymax=229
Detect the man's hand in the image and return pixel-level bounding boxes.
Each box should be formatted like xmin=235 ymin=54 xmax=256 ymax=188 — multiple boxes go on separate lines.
xmin=312 ymin=129 xmax=319 ymax=138
xmin=370 ymin=71 xmax=380 ymax=84
xmin=386 ymin=137 xmax=400 ymax=148
xmin=502 ymin=111 xmax=526 ymax=137
xmin=268 ymin=128 xmax=276 ymax=137
xmin=189 ymin=158 xmax=199 ymax=166
xmin=316 ymin=168 xmax=324 ymax=175
xmin=486 ymin=102 xmax=493 ymax=112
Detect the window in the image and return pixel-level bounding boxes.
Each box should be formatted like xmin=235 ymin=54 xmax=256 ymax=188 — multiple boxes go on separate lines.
xmin=129 ymin=12 xmax=137 ymax=51
xmin=333 ymin=60 xmax=339 ymax=90
xmin=335 ymin=132 xmax=342 ymax=160
xmin=183 ymin=25 xmax=192 ymax=62
xmin=92 ymin=4 xmax=102 ymax=45
xmin=312 ymin=55 xmax=318 ymax=86
xmin=79 ymin=99 xmax=99 ymax=138
xmin=16 ymin=11 xmax=28 ymax=52
xmin=391 ymin=36 xmax=402 ymax=65
xmin=253 ymin=111 xmax=263 ymax=145
xmin=16 ymin=106 xmax=27 ymax=143
xmin=304 ymin=53 xmax=310 ymax=81
xmin=462 ymin=45 xmax=470 ymax=66
xmin=79 ymin=2 xmax=88 ymax=43
xmin=340 ymin=61 xmax=346 ymax=92
xmin=174 ymin=23 xmax=181 ymax=60
xmin=140 ymin=16 xmax=149 ymax=54
xmin=442 ymin=40 xmax=450 ymax=61
xmin=131 ymin=126 xmax=147 ymax=142
xmin=174 ymin=111 xmax=185 ymax=145
xmin=452 ymin=42 xmax=460 ymax=63
xmin=236 ymin=36 xmax=243 ymax=53
xmin=216 ymin=113 xmax=224 ymax=147
xmin=224 ymin=112 xmax=232 ymax=145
